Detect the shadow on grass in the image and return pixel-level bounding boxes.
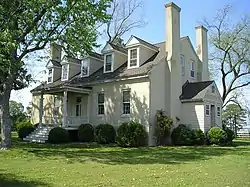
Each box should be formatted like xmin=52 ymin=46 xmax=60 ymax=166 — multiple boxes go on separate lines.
xmin=0 ymin=172 xmax=49 ymax=187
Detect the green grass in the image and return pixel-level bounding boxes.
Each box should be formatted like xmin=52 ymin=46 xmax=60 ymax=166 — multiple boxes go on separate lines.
xmin=1 ymin=133 xmax=250 ymax=187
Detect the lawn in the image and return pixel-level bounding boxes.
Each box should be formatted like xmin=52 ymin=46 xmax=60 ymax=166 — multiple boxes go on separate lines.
xmin=1 ymin=134 xmax=250 ymax=187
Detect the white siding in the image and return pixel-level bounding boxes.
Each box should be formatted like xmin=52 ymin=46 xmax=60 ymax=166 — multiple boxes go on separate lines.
xmin=113 ymin=51 xmax=127 ymax=71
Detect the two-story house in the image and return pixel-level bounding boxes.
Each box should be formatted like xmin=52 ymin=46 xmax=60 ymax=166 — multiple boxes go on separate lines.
xmin=30 ymin=2 xmax=222 ymax=145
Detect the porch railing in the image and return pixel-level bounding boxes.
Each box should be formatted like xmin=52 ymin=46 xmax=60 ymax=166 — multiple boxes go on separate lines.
xmin=66 ymin=116 xmax=89 ymax=127
xmin=42 ymin=116 xmax=62 ymax=125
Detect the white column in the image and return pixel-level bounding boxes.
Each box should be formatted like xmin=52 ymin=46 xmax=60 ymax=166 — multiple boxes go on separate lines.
xmin=39 ymin=93 xmax=44 ymax=126
xmin=63 ymin=90 xmax=68 ymax=127
xmin=87 ymin=93 xmax=91 ymax=123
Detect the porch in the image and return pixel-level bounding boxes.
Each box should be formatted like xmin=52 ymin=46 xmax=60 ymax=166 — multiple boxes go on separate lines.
xmin=38 ymin=86 xmax=92 ymax=128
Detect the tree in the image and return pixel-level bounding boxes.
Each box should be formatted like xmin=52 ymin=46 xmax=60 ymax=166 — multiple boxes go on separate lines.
xmin=203 ymin=5 xmax=250 ymax=107
xmin=105 ymin=0 xmax=146 ymax=43
xmin=0 ymin=0 xmax=111 ymax=149
xmin=9 ymin=100 xmax=27 ymax=130
xmin=222 ymin=104 xmax=247 ymax=137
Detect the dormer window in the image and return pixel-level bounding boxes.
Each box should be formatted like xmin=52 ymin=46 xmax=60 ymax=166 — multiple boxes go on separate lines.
xmin=128 ymin=48 xmax=139 ymax=68
xmin=48 ymin=69 xmax=53 ymax=83
xmin=190 ymin=60 xmax=195 ymax=78
xmin=62 ymin=64 xmax=69 ymax=80
xmin=104 ymin=54 xmax=113 ymax=73
xmin=81 ymin=59 xmax=89 ymax=77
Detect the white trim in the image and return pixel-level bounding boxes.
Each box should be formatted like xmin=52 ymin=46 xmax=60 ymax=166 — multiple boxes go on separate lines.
xmin=121 ymin=89 xmax=131 ymax=115
xmin=190 ymin=59 xmax=195 ymax=79
xmin=61 ymin=64 xmax=69 ymax=81
xmin=126 ymin=43 xmax=158 ymax=52
xmin=128 ymin=47 xmax=139 ymax=69
xmin=97 ymin=92 xmax=105 ymax=116
xmin=180 ymin=54 xmax=185 ymax=76
xmin=205 ymin=104 xmax=210 ymax=116
xmin=81 ymin=59 xmax=90 ymax=77
xmin=216 ymin=106 xmax=221 ymax=117
xmin=104 ymin=53 xmax=114 ymax=73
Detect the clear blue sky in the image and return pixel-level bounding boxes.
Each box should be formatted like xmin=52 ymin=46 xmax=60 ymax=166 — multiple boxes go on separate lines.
xmin=10 ymin=0 xmax=250 ymax=108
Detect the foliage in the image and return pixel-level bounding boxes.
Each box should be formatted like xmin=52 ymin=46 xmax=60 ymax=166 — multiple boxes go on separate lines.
xmin=203 ymin=5 xmax=250 ymax=105
xmin=192 ymin=129 xmax=205 ymax=145
xmin=116 ymin=121 xmax=147 ymax=147
xmin=95 ymin=124 xmax=116 ymax=144
xmin=48 ymin=127 xmax=69 ymax=144
xmin=16 ymin=120 xmax=34 ymax=139
xmin=207 ymin=127 xmax=228 ymax=145
xmin=222 ymin=104 xmax=247 ymax=136
xmin=78 ymin=124 xmax=95 ymax=142
xmin=171 ymin=124 xmax=194 ymax=146
xmin=0 ymin=0 xmax=112 ymax=148
xmin=223 ymin=127 xmax=235 ymax=145
xmin=155 ymin=110 xmax=173 ymax=145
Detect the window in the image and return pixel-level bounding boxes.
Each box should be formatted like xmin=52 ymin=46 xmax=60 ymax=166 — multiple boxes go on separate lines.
xmin=62 ymin=64 xmax=68 ymax=80
xmin=105 ymin=54 xmax=112 ymax=72
xmin=180 ymin=55 xmax=185 ymax=75
xmin=123 ymin=90 xmax=131 ymax=114
xmin=217 ymin=106 xmax=221 ymax=117
xmin=53 ymin=96 xmax=61 ymax=116
xmin=212 ymin=85 xmax=215 ymax=93
xmin=205 ymin=105 xmax=210 ymax=116
xmin=48 ymin=69 xmax=53 ymax=83
xmin=76 ymin=97 xmax=82 ymax=116
xmin=129 ymin=48 xmax=138 ymax=67
xmin=81 ymin=60 xmax=89 ymax=76
xmin=98 ymin=93 xmax=104 ymax=115
xmin=190 ymin=60 xmax=195 ymax=78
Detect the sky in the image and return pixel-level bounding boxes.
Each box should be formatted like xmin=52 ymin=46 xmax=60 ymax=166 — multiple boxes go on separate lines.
xmin=10 ymin=0 xmax=250 ymax=108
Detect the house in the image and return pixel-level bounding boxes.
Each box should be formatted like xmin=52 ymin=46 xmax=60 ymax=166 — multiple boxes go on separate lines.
xmin=30 ymin=2 xmax=222 ymax=145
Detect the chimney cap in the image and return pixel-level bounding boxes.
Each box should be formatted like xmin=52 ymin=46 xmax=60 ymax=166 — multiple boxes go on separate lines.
xmin=195 ymin=25 xmax=208 ymax=32
xmin=165 ymin=2 xmax=181 ymax=12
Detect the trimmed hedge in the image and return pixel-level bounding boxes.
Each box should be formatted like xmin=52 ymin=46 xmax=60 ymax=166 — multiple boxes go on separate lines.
xmin=16 ymin=121 xmax=35 ymax=139
xmin=171 ymin=124 xmax=194 ymax=146
xmin=78 ymin=124 xmax=94 ymax=142
xmin=207 ymin=127 xmax=227 ymax=145
xmin=95 ymin=124 xmax=116 ymax=144
xmin=192 ymin=129 xmax=205 ymax=145
xmin=116 ymin=121 xmax=147 ymax=147
xmin=48 ymin=127 xmax=69 ymax=144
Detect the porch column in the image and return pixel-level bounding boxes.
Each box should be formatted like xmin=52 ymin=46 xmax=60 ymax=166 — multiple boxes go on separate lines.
xmin=63 ymin=90 xmax=68 ymax=127
xmin=87 ymin=93 xmax=91 ymax=123
xmin=39 ymin=93 xmax=44 ymax=126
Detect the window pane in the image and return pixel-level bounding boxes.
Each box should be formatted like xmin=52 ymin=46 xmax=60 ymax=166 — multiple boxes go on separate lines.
xmin=48 ymin=77 xmax=52 ymax=83
xmin=81 ymin=60 xmax=88 ymax=75
xmin=98 ymin=105 xmax=104 ymax=115
xmin=130 ymin=49 xmax=137 ymax=59
xmin=180 ymin=55 xmax=185 ymax=75
xmin=98 ymin=93 xmax=104 ymax=104
xmin=105 ymin=64 xmax=112 ymax=71
xmin=48 ymin=69 xmax=52 ymax=75
xmin=123 ymin=91 xmax=130 ymax=102
xmin=106 ymin=54 xmax=112 ymax=64
xmin=217 ymin=107 xmax=220 ymax=116
xmin=191 ymin=70 xmax=195 ymax=78
xmin=76 ymin=104 xmax=81 ymax=116
xmin=123 ymin=103 xmax=130 ymax=114
xmin=212 ymin=85 xmax=215 ymax=93
xmin=205 ymin=105 xmax=210 ymax=115
xmin=62 ymin=65 xmax=68 ymax=79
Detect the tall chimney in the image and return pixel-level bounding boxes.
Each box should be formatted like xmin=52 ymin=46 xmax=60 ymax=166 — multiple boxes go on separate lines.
xmin=165 ymin=2 xmax=182 ymax=124
xmin=195 ymin=26 xmax=209 ymax=81
xmin=50 ymin=43 xmax=62 ymax=62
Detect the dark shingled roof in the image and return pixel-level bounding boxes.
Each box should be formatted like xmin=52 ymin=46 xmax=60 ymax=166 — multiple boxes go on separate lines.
xmin=109 ymin=43 xmax=127 ymax=54
xmin=89 ymin=51 xmax=103 ymax=60
xmin=180 ymin=81 xmax=214 ymax=100
xmin=48 ymin=60 xmax=62 ymax=67
xmin=132 ymin=35 xmax=159 ymax=51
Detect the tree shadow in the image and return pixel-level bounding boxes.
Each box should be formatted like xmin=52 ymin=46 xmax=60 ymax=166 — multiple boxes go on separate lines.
xmin=0 ymin=172 xmax=49 ymax=187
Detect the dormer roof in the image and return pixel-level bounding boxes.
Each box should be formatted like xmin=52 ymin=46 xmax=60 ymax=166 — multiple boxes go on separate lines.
xmin=88 ymin=51 xmax=104 ymax=60
xmin=126 ymin=35 xmax=159 ymax=51
xmin=101 ymin=42 xmax=127 ymax=54
xmin=46 ymin=60 xmax=62 ymax=68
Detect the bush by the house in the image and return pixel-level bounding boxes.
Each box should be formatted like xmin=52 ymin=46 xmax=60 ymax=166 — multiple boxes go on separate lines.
xmin=224 ymin=127 xmax=235 ymax=145
xmin=116 ymin=121 xmax=147 ymax=147
xmin=95 ymin=124 xmax=116 ymax=144
xmin=16 ymin=120 xmax=35 ymax=139
xmin=207 ymin=127 xmax=228 ymax=145
xmin=78 ymin=124 xmax=94 ymax=142
xmin=48 ymin=127 xmax=69 ymax=144
xmin=171 ymin=124 xmax=194 ymax=146
xmin=192 ymin=129 xmax=205 ymax=145
xmin=155 ymin=110 xmax=173 ymax=145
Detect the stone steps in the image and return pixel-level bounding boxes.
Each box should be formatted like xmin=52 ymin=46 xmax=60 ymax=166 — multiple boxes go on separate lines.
xmin=23 ymin=125 xmax=54 ymax=143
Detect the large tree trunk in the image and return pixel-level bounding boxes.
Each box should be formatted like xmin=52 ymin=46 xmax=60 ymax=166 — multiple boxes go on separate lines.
xmin=0 ymin=81 xmax=13 ymax=149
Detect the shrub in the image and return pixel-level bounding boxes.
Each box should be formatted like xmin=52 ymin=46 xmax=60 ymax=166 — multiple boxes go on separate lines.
xmin=155 ymin=110 xmax=173 ymax=145
xmin=16 ymin=121 xmax=35 ymax=139
xmin=171 ymin=124 xmax=194 ymax=146
xmin=207 ymin=127 xmax=228 ymax=145
xmin=78 ymin=124 xmax=94 ymax=142
xmin=116 ymin=121 xmax=147 ymax=147
xmin=192 ymin=129 xmax=205 ymax=145
xmin=48 ymin=127 xmax=69 ymax=144
xmin=95 ymin=124 xmax=116 ymax=144
xmin=224 ymin=127 xmax=235 ymax=145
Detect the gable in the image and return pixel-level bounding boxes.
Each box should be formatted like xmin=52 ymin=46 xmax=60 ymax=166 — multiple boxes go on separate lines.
xmin=126 ymin=36 xmax=140 ymax=46
xmin=101 ymin=43 xmax=113 ymax=53
xmin=46 ymin=60 xmax=61 ymax=68
xmin=181 ymin=36 xmax=200 ymax=61
xmin=203 ymin=82 xmax=223 ymax=104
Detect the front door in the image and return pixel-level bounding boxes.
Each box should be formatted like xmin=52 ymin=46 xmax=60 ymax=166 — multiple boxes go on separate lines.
xmin=211 ymin=105 xmax=215 ymax=126
xmin=75 ymin=97 xmax=82 ymax=116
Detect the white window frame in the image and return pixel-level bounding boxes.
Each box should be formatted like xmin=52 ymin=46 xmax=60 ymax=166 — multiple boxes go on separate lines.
xmin=122 ymin=90 xmax=131 ymax=115
xmin=75 ymin=96 xmax=82 ymax=117
xmin=104 ymin=53 xmax=113 ymax=73
xmin=81 ymin=59 xmax=89 ymax=77
xmin=97 ymin=93 xmax=105 ymax=115
xmin=217 ymin=106 xmax=221 ymax=117
xmin=180 ymin=54 xmax=185 ymax=76
xmin=205 ymin=104 xmax=210 ymax=116
xmin=48 ymin=68 xmax=53 ymax=83
xmin=190 ymin=60 xmax=195 ymax=78
xmin=128 ymin=48 xmax=139 ymax=68
xmin=61 ymin=64 xmax=69 ymax=81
